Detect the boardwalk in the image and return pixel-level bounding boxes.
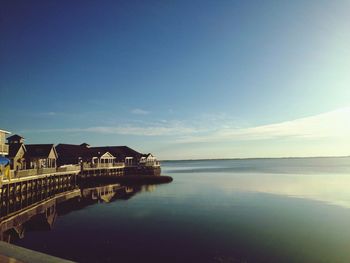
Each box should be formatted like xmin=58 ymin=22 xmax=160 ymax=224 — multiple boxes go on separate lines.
xmin=0 ymin=150 xmax=161 ymax=244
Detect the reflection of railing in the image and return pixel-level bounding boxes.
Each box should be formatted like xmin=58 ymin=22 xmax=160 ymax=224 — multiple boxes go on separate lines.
xmin=0 ymin=144 xmax=9 ymax=154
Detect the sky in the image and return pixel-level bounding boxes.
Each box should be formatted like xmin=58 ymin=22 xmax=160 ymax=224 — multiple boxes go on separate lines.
xmin=0 ymin=0 xmax=350 ymax=160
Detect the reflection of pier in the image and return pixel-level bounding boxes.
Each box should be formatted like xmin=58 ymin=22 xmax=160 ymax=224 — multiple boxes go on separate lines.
xmin=0 ymin=182 xmax=144 ymax=242
xmin=0 ymin=189 xmax=81 ymax=242
xmin=0 ymin=170 xmax=80 ymax=242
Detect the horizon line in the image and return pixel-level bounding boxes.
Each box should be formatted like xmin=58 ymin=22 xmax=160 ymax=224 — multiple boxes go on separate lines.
xmin=160 ymin=155 xmax=350 ymax=162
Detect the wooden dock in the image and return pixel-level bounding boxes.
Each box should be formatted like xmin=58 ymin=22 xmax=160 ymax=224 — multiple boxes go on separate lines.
xmin=0 ymin=162 xmax=162 ymax=243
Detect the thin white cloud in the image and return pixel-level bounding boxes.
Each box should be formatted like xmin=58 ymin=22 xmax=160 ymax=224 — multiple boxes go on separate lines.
xmin=131 ymin=108 xmax=150 ymax=115
xmin=23 ymin=107 xmax=350 ymax=142
xmin=83 ymin=123 xmax=195 ymax=136
xmin=24 ymin=120 xmax=196 ymax=136
xmin=33 ymin=111 xmax=58 ymax=117
xmin=45 ymin=112 xmax=57 ymax=116
xmin=177 ymin=107 xmax=350 ymax=143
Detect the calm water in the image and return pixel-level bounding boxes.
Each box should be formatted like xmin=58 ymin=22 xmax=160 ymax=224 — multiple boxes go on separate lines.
xmin=15 ymin=157 xmax=350 ymax=263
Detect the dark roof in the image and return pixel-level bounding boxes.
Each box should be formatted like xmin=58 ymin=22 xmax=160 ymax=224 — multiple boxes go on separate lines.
xmin=56 ymin=144 xmax=83 ymax=160
xmin=7 ymin=134 xmax=24 ymax=141
xmin=56 ymin=144 xmax=114 ymax=162
xmin=25 ymin=144 xmax=56 ymax=158
xmin=8 ymin=143 xmax=25 ymax=158
xmin=92 ymin=146 xmax=144 ymax=160
xmin=56 ymin=144 xmax=144 ymax=163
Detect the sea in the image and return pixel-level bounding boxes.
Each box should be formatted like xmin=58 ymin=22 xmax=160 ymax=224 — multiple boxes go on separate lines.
xmin=14 ymin=157 xmax=350 ymax=263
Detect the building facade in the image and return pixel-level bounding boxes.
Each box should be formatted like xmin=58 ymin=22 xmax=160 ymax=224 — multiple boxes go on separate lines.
xmin=0 ymin=129 xmax=10 ymax=156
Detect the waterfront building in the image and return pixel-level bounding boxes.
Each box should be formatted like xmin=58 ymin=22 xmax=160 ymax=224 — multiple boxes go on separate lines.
xmin=0 ymin=129 xmax=10 ymax=156
xmin=6 ymin=134 xmax=25 ymax=145
xmin=81 ymin=148 xmax=116 ymax=168
xmin=140 ymin=153 xmax=160 ymax=167
xmin=25 ymin=144 xmax=58 ymax=169
xmin=7 ymin=135 xmax=27 ymax=170
xmin=56 ymin=144 xmax=117 ymax=168
xmin=56 ymin=144 xmax=145 ymax=167
xmin=93 ymin=146 xmax=144 ymax=166
xmin=0 ymin=129 xmax=11 ymax=181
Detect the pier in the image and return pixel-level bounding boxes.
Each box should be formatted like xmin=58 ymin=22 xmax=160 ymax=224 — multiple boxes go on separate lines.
xmin=0 ymin=129 xmax=168 ymax=260
xmin=0 ymin=184 xmax=141 ymax=243
xmin=0 ymin=166 xmax=80 ymax=242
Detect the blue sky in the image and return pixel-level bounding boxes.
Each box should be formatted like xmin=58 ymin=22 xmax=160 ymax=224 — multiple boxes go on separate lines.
xmin=1 ymin=0 xmax=349 ymax=159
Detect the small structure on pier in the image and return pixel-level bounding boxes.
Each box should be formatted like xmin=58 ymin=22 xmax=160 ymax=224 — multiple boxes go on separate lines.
xmin=92 ymin=146 xmax=144 ymax=166
xmin=140 ymin=153 xmax=160 ymax=167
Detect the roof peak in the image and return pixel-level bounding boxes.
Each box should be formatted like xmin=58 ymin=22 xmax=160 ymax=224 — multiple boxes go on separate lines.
xmin=8 ymin=134 xmax=24 ymax=138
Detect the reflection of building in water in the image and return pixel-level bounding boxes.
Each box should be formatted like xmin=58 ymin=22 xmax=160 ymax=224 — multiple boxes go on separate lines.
xmin=142 ymin=185 xmax=156 ymax=192
xmin=0 ymin=183 xmax=144 ymax=243
xmin=0 ymin=189 xmax=81 ymax=243
xmin=82 ymin=184 xmax=126 ymax=203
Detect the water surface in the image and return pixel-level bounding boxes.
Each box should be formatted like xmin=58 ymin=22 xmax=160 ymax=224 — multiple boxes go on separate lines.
xmin=15 ymin=157 xmax=350 ymax=263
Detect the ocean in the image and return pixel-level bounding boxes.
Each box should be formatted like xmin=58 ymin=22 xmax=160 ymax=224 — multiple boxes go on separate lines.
xmin=14 ymin=157 xmax=350 ymax=263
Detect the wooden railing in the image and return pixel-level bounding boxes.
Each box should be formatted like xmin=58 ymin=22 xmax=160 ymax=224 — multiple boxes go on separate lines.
xmin=10 ymin=169 xmax=37 ymax=178
xmin=140 ymin=161 xmax=161 ymax=167
xmin=82 ymin=162 xmax=125 ymax=169
xmin=9 ymin=165 xmax=81 ymax=179
xmin=57 ymin=165 xmax=81 ymax=173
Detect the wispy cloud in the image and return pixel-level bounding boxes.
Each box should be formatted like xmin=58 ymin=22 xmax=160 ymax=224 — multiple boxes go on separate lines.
xmin=177 ymin=107 xmax=350 ymax=143
xmin=25 ymin=120 xmax=196 ymax=136
xmin=131 ymin=108 xmax=150 ymax=115
xmin=23 ymin=108 xmax=350 ymax=142
xmin=42 ymin=111 xmax=57 ymax=116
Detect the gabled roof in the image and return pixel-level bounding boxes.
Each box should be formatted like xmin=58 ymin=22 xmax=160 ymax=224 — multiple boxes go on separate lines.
xmin=83 ymin=148 xmax=115 ymax=159
xmin=25 ymin=144 xmax=56 ymax=159
xmin=56 ymin=144 xmax=116 ymax=162
xmin=100 ymin=152 xmax=115 ymax=159
xmin=7 ymin=134 xmax=24 ymax=141
xmin=8 ymin=143 xmax=26 ymax=158
xmin=56 ymin=144 xmax=144 ymax=163
xmin=92 ymin=146 xmax=144 ymax=160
